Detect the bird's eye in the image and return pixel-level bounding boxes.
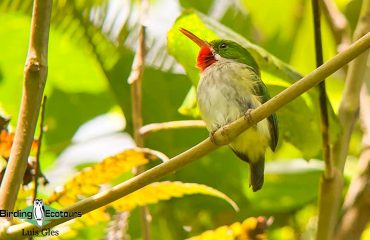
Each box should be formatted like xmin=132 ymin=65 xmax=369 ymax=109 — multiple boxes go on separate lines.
xmin=219 ymin=43 xmax=227 ymax=49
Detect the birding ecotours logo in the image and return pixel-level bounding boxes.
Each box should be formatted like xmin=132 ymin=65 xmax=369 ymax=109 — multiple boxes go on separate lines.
xmin=0 ymin=198 xmax=82 ymax=228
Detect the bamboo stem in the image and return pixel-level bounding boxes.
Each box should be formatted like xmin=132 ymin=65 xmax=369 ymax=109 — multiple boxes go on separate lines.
xmin=316 ymin=1 xmax=370 ymax=239
xmin=129 ymin=25 xmax=151 ymax=240
xmin=128 ymin=0 xmax=151 ymax=238
xmin=335 ymin=85 xmax=370 ymax=240
xmin=0 ymin=0 xmax=52 ymax=215
xmin=129 ymin=25 xmax=145 ymax=147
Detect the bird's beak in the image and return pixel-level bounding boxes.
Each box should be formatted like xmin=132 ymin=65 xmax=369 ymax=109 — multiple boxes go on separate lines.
xmin=179 ymin=28 xmax=209 ymax=48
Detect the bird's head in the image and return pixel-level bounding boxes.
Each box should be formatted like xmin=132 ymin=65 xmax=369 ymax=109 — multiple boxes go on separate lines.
xmin=179 ymin=28 xmax=259 ymax=74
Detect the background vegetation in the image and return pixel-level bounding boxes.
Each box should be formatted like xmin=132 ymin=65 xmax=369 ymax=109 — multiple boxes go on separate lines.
xmin=0 ymin=0 xmax=369 ymax=239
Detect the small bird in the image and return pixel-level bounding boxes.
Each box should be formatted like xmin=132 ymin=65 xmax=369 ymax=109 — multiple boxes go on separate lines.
xmin=180 ymin=28 xmax=278 ymax=191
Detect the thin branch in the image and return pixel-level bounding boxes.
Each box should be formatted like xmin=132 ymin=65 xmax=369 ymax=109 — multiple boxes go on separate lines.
xmin=129 ymin=25 xmax=151 ymax=240
xmin=129 ymin=25 xmax=145 ymax=147
xmin=105 ymin=211 xmax=130 ymax=240
xmin=336 ymin=85 xmax=370 ymax=240
xmin=321 ymin=0 xmax=351 ymax=52
xmin=3 ymin=32 xmax=370 ymax=239
xmin=128 ymin=0 xmax=150 ymax=238
xmin=140 ymin=120 xmax=206 ymax=136
xmin=0 ymin=0 xmax=52 ymax=214
xmin=316 ymin=1 xmax=370 ymax=239
xmin=360 ymin=87 xmax=370 ymax=145
xmin=312 ymin=0 xmax=333 ymax=179
xmin=32 ymin=96 xmax=47 ymax=202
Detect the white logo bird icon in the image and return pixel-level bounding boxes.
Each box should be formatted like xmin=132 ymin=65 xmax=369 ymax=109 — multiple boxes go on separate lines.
xmin=33 ymin=199 xmax=45 ymax=227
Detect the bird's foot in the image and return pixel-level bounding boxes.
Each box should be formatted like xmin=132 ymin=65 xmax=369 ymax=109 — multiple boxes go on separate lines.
xmin=209 ymin=130 xmax=218 ymax=145
xmin=244 ymin=109 xmax=254 ymax=124
xmin=209 ymin=128 xmax=229 ymax=146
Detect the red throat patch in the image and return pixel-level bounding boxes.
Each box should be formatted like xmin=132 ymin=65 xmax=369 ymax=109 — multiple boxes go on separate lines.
xmin=197 ymin=46 xmax=217 ymax=71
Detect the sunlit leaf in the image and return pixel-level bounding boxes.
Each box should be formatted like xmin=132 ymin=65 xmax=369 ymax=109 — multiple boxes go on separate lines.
xmin=61 ymin=181 xmax=238 ymax=239
xmin=188 ymin=217 xmax=268 ymax=240
xmin=112 ymin=181 xmax=239 ymax=212
xmin=48 ymin=149 xmax=153 ymax=205
xmin=83 ymin=181 xmax=238 ymax=225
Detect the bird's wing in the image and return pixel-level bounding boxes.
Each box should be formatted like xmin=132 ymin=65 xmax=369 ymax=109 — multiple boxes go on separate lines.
xmin=254 ymin=78 xmax=279 ymax=151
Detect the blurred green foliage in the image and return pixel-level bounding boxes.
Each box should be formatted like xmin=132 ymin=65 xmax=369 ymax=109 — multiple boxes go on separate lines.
xmin=0 ymin=0 xmax=367 ymax=239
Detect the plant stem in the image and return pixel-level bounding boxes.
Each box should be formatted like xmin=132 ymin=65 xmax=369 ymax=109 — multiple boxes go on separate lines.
xmin=128 ymin=24 xmax=145 ymax=147
xmin=335 ymin=0 xmax=370 ymax=171
xmin=0 ymin=0 xmax=52 ymax=215
xmin=140 ymin=120 xmax=206 ymax=136
xmin=32 ymin=96 xmax=47 ymax=203
xmin=316 ymin=1 xmax=370 ymax=239
xmin=128 ymin=0 xmax=150 ymax=238
xmin=129 ymin=25 xmax=151 ymax=240
xmin=3 ymin=32 xmax=370 ymax=239
xmin=312 ymin=0 xmax=333 ymax=179
xmin=335 ymin=85 xmax=370 ymax=240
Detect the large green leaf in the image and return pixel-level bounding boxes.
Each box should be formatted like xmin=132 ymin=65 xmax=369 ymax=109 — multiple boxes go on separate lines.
xmin=167 ymin=10 xmax=340 ymax=159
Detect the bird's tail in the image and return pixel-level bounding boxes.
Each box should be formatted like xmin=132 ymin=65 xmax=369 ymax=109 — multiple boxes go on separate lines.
xmin=249 ymin=158 xmax=265 ymax=192
xmin=231 ymin=149 xmax=265 ymax=192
